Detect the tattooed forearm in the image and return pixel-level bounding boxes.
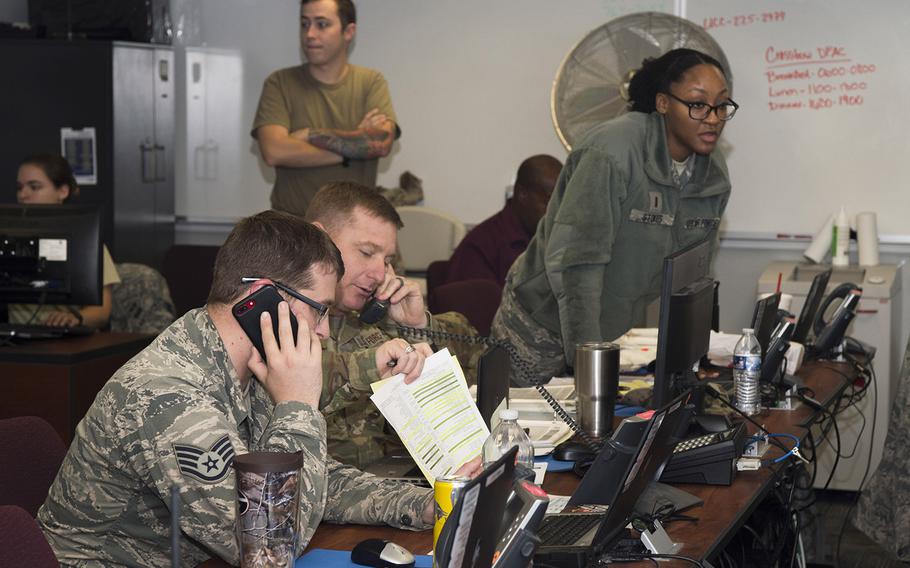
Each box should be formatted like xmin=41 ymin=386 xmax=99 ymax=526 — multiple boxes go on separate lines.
xmin=307 ymin=128 xmax=392 ymax=159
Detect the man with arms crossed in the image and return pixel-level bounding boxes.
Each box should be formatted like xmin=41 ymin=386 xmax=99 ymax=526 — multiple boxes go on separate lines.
xmin=38 ymin=211 xmax=459 ymax=567
xmin=253 ymin=0 xmax=397 ymax=216
xmin=306 ymin=183 xmax=484 ymax=470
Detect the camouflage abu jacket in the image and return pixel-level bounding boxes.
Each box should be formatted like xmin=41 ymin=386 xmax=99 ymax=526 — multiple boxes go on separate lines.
xmin=38 ymin=308 xmax=431 ymax=568
xmin=322 ymin=310 xmax=484 ymax=469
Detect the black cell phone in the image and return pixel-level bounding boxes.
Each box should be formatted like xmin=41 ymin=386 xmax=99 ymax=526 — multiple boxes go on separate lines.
xmin=232 ymin=285 xmax=298 ymax=361
xmin=358 ymin=296 xmax=389 ymax=325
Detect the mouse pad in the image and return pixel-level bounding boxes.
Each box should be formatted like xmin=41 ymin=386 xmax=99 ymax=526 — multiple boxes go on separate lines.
xmin=299 ymin=548 xmax=432 ymax=568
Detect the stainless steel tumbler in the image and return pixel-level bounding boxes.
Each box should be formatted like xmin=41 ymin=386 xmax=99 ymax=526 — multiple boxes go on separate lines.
xmin=574 ymin=342 xmax=620 ymax=438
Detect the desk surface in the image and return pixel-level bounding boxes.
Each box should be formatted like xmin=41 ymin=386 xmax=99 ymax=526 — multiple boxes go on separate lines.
xmin=0 ymin=332 xmax=154 ymax=364
xmin=199 ymin=361 xmax=852 ymax=568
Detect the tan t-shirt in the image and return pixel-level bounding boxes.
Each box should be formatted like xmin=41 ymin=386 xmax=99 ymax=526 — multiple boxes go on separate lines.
xmin=252 ymin=64 xmax=397 ymax=216
xmin=9 ymin=245 xmax=121 ymax=324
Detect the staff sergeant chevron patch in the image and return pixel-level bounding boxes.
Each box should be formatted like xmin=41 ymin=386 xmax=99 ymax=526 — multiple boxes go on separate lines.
xmin=173 ymin=435 xmax=235 ymax=483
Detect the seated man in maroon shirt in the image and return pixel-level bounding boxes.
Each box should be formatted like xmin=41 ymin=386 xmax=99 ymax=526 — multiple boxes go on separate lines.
xmin=445 ymin=154 xmax=562 ymax=287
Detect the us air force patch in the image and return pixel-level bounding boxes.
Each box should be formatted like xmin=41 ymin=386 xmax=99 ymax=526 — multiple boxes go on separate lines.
xmin=173 ymin=435 xmax=235 ymax=483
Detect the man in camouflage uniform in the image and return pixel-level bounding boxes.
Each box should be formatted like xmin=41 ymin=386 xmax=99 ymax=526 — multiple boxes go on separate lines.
xmin=306 ymin=182 xmax=485 ymax=469
xmin=37 ymin=211 xmax=440 ymax=567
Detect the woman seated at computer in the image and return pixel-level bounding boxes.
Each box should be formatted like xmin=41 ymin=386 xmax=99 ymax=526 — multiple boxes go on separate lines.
xmin=13 ymin=154 xmax=120 ymax=330
xmin=492 ymin=48 xmax=737 ymax=386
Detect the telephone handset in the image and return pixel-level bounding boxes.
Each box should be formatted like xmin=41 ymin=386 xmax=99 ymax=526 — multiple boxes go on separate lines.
xmin=358 ymin=296 xmax=390 ymax=325
xmin=810 ymin=282 xmax=863 ymax=357
xmin=394 ymin=323 xmax=602 ymax=453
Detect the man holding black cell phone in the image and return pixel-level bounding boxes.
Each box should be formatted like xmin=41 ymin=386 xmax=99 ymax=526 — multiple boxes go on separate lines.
xmin=305 ymin=182 xmax=485 ymax=470
xmin=38 ymin=211 xmax=447 ymax=567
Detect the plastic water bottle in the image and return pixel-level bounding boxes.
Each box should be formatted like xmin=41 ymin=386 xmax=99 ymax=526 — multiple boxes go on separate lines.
xmin=733 ymin=328 xmax=762 ymax=416
xmin=482 ymin=409 xmax=535 ymax=480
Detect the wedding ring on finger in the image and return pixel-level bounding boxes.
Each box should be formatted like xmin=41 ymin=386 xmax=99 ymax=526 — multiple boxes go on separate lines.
xmin=404 ymin=343 xmax=415 ymax=354
xmin=395 ymin=276 xmax=405 ymax=287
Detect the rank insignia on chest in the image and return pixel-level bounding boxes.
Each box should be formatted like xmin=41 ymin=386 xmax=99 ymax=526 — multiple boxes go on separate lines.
xmin=173 ymin=435 xmax=235 ymax=483
xmin=354 ymin=330 xmax=387 ymax=349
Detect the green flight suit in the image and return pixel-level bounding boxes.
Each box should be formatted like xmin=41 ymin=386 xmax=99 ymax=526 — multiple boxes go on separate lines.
xmin=493 ymin=111 xmax=731 ymax=385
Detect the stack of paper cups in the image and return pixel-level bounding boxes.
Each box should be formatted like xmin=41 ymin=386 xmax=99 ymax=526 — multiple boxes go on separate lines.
xmin=856 ymin=211 xmax=880 ymax=266
xmin=804 ymin=213 xmax=835 ymax=264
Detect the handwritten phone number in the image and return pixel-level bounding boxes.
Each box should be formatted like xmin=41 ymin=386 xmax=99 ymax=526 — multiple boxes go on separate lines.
xmin=703 ymin=12 xmax=785 ymax=30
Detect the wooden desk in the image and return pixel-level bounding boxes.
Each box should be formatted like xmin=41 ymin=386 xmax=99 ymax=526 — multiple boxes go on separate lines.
xmin=0 ymin=332 xmax=154 ymax=444
xmin=198 ymin=361 xmax=852 ymax=568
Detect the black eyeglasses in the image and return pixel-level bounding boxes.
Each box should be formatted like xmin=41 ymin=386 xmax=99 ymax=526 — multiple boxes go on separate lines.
xmin=240 ymin=277 xmax=330 ymax=325
xmin=665 ymin=92 xmax=739 ymax=121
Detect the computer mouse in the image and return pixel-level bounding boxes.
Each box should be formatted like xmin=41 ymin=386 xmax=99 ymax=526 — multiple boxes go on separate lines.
xmin=552 ymin=440 xmax=597 ymax=463
xmin=693 ymin=413 xmax=732 ymax=434
xmin=351 ymin=538 xmax=415 ymax=568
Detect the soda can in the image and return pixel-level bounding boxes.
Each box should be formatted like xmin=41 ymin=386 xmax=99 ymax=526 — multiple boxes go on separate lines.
xmin=433 ymin=475 xmax=471 ymax=557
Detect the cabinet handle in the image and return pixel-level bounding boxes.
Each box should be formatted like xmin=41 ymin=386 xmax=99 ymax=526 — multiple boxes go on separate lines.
xmin=206 ymin=140 xmax=219 ymax=180
xmin=154 ymin=144 xmax=167 ymax=182
xmin=140 ymin=141 xmax=155 ymax=182
xmin=194 ymin=146 xmax=205 ymax=180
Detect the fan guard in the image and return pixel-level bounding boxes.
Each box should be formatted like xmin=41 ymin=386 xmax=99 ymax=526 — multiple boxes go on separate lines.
xmin=551 ymin=12 xmax=732 ymax=150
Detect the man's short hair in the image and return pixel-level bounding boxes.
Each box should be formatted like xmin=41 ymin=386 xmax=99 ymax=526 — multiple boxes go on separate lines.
xmin=301 ymin=0 xmax=356 ymax=28
xmin=208 ymin=210 xmax=345 ymax=304
xmin=305 ymin=181 xmax=403 ymax=231
xmin=514 ymin=154 xmax=563 ymax=195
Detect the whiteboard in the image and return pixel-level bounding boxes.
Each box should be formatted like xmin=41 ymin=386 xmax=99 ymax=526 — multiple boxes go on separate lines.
xmin=685 ymin=0 xmax=910 ymax=237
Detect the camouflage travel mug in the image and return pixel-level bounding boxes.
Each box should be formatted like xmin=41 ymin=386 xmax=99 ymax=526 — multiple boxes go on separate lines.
xmin=233 ymin=451 xmax=303 ymax=568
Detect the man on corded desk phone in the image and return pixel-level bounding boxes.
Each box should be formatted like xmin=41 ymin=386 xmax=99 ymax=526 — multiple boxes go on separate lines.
xmin=305 ymin=182 xmax=487 ymax=469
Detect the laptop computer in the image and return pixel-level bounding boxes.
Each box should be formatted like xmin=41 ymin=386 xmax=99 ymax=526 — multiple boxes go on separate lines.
xmin=533 ymin=394 xmax=692 ymax=566
xmin=434 ymin=447 xmax=517 ymax=568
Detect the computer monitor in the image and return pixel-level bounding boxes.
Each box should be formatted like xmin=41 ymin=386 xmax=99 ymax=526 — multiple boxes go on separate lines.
xmin=751 ymin=292 xmax=781 ymax=358
xmin=0 ymin=204 xmax=103 ymax=306
xmin=652 ymin=239 xmax=715 ymax=409
xmin=477 ymin=345 xmax=510 ymax=428
xmin=792 ymin=268 xmax=832 ymax=345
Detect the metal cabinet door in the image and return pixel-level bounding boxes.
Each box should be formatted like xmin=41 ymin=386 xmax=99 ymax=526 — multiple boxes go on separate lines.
xmin=113 ymin=44 xmax=156 ymax=264
xmin=153 ymin=47 xmax=176 ymax=262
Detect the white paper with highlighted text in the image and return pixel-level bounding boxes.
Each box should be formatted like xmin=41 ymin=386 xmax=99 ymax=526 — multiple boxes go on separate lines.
xmin=370 ymin=349 xmax=489 ymax=485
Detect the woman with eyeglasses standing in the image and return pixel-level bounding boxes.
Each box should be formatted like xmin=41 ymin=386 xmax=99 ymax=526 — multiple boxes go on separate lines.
xmin=492 ymin=48 xmax=738 ymax=385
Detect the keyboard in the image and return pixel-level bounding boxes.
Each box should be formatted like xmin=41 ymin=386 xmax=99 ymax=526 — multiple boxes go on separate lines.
xmin=537 ymin=513 xmax=601 ymax=546
xmin=0 ymin=322 xmax=95 ymax=339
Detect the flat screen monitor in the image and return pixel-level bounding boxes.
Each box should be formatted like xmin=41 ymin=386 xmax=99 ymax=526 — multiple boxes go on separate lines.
xmin=477 ymin=345 xmax=510 ymax=428
xmin=751 ymin=292 xmax=781 ymax=358
xmin=0 ymin=204 xmax=102 ymax=307
xmin=652 ymin=239 xmax=715 ymax=409
xmin=792 ymin=268 xmax=832 ymax=345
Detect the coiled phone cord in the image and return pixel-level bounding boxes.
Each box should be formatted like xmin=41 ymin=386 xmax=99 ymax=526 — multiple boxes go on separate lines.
xmin=396 ymin=324 xmax=602 ymax=453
